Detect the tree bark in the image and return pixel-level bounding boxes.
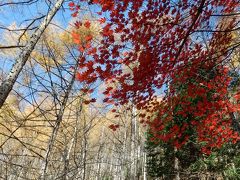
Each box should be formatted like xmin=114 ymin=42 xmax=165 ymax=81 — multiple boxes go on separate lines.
xmin=39 ymin=59 xmax=79 ymax=180
xmin=174 ymin=147 xmax=180 ymax=180
xmin=0 ymin=0 xmax=64 ymax=108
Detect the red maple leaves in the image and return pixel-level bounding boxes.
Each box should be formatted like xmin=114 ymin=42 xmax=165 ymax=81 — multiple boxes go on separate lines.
xmin=70 ymin=0 xmax=240 ymax=154
xmin=98 ymin=17 xmax=106 ymax=24
xmin=147 ymin=60 xmax=240 ymax=153
xmin=69 ymin=1 xmax=80 ymax=17
xmin=84 ymin=21 xmax=91 ymax=29
xmin=68 ymin=2 xmax=74 ymax=7
xmin=108 ymin=124 xmax=120 ymax=131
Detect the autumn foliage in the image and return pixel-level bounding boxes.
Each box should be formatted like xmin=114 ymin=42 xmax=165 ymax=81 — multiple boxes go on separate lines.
xmin=69 ymin=0 xmax=240 ymax=153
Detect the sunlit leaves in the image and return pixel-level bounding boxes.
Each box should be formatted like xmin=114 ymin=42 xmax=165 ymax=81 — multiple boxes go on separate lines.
xmin=71 ymin=0 xmax=240 ymax=153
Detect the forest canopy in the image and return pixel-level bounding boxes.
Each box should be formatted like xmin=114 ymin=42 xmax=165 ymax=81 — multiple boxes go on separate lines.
xmin=0 ymin=0 xmax=239 ymax=179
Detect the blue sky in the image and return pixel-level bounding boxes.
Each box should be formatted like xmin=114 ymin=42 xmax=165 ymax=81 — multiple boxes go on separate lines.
xmin=0 ymin=0 xmax=108 ymax=108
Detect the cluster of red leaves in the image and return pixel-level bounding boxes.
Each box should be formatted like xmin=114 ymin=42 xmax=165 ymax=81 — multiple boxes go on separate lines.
xmin=75 ymin=61 xmax=97 ymax=84
xmin=148 ymin=63 xmax=240 ymax=154
xmin=69 ymin=2 xmax=80 ymax=17
xmin=71 ymin=0 xmax=240 ymax=153
xmin=83 ymin=98 xmax=96 ymax=105
xmin=71 ymin=20 xmax=93 ymax=51
xmin=108 ymin=124 xmax=120 ymax=131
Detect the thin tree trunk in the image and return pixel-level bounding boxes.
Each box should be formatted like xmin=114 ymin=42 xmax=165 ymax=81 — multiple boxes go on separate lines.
xmin=63 ymin=102 xmax=83 ymax=180
xmin=130 ymin=106 xmax=137 ymax=180
xmin=39 ymin=118 xmax=60 ymax=179
xmin=76 ymin=114 xmax=88 ymax=180
xmin=174 ymin=147 xmax=180 ymax=180
xmin=79 ymin=127 xmax=87 ymax=180
xmin=143 ymin=152 xmax=147 ymax=180
xmin=121 ymin=129 xmax=128 ymax=179
xmin=39 ymin=63 xmax=78 ymax=180
xmin=96 ymin=127 xmax=105 ymax=180
xmin=0 ymin=0 xmax=64 ymax=108
xmin=109 ymin=144 xmax=114 ymax=179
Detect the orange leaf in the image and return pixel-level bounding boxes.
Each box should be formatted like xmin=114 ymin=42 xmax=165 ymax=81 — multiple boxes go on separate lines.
xmin=85 ymin=35 xmax=93 ymax=42
xmin=78 ymin=45 xmax=85 ymax=52
xmin=72 ymin=32 xmax=80 ymax=44
xmin=98 ymin=17 xmax=106 ymax=24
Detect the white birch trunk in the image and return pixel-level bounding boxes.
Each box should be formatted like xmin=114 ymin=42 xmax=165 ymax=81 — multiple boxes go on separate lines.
xmin=77 ymin=115 xmax=88 ymax=180
xmin=121 ymin=129 xmax=128 ymax=179
xmin=130 ymin=107 xmax=137 ymax=179
xmin=0 ymin=0 xmax=64 ymax=108
xmin=63 ymin=101 xmax=83 ymax=180
xmin=39 ymin=62 xmax=78 ymax=179
xmin=109 ymin=143 xmax=114 ymax=179
xmin=174 ymin=147 xmax=180 ymax=180
xmin=143 ymin=152 xmax=147 ymax=180
xmin=96 ymin=127 xmax=105 ymax=180
xmin=64 ymin=120 xmax=79 ymax=180
xmin=80 ymin=137 xmax=87 ymax=180
xmin=39 ymin=119 xmax=61 ymax=179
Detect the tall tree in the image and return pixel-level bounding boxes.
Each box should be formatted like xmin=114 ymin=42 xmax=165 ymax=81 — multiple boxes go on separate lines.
xmin=0 ymin=0 xmax=64 ymax=108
